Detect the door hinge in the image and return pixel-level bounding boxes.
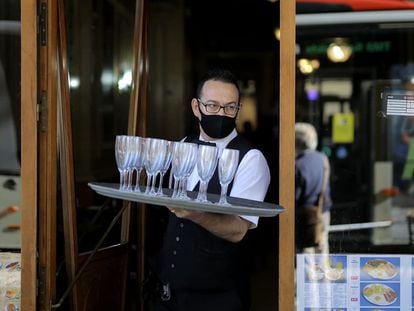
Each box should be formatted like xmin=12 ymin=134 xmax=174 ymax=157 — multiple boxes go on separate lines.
xmin=38 ymin=2 xmax=47 ymax=46
xmin=38 ymin=91 xmax=48 ymax=132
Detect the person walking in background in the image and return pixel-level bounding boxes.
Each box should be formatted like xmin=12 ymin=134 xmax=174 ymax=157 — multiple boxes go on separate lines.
xmin=393 ymin=116 xmax=414 ymax=194
xmin=295 ymin=122 xmax=332 ymax=254
xmin=152 ymin=68 xmax=270 ymax=311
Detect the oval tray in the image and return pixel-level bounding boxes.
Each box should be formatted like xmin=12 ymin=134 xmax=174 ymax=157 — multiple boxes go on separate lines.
xmin=88 ymin=182 xmax=284 ymax=217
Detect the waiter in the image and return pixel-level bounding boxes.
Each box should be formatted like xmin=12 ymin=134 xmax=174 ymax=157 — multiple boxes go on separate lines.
xmin=154 ymin=68 xmax=270 ymax=311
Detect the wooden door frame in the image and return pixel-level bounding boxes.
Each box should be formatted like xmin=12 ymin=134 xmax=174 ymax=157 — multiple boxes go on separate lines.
xmin=21 ymin=0 xmax=38 ymax=309
xmin=279 ymin=0 xmax=296 ymax=310
xmin=20 ymin=0 xmax=297 ymax=309
xmin=21 ymin=0 xmax=60 ymax=310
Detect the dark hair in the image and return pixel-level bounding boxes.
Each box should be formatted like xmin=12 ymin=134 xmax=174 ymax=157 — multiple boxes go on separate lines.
xmin=196 ymin=68 xmax=240 ymax=101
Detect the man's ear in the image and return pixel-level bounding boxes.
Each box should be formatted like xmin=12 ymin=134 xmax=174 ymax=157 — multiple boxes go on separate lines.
xmin=236 ymin=102 xmax=242 ymax=120
xmin=191 ymin=98 xmax=201 ymax=120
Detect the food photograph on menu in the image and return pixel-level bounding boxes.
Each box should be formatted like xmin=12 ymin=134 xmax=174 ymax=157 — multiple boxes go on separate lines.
xmin=305 ymin=255 xmax=347 ymax=283
xmin=360 ymin=309 xmax=401 ymax=311
xmin=360 ymin=256 xmax=400 ymax=307
xmin=360 ymin=257 xmax=400 ymax=281
xmin=361 ymin=283 xmax=399 ymax=307
xmin=0 ymin=254 xmax=21 ymax=311
xmin=303 ymin=308 xmax=346 ymax=310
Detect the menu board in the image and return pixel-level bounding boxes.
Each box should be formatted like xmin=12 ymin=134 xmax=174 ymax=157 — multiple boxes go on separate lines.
xmin=385 ymin=93 xmax=414 ymax=116
xmin=296 ymin=254 xmax=413 ymax=310
xmin=0 ymin=252 xmax=20 ymax=311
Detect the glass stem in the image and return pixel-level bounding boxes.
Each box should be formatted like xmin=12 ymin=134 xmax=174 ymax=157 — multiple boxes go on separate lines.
xmin=180 ymin=178 xmax=188 ymax=199
xmin=157 ymin=173 xmax=165 ymax=195
xmin=203 ymin=181 xmax=208 ymax=201
xmin=219 ymin=183 xmax=229 ymax=204
xmin=145 ymin=174 xmax=152 ymax=194
xmin=202 ymin=181 xmax=207 ymax=202
xmin=150 ymin=172 xmax=158 ymax=194
xmin=127 ymin=169 xmax=133 ymax=190
xmin=122 ymin=170 xmax=128 ymax=190
xmin=172 ymin=177 xmax=179 ymax=198
xmin=199 ymin=181 xmax=203 ymax=200
xmin=119 ymin=170 xmax=123 ymax=190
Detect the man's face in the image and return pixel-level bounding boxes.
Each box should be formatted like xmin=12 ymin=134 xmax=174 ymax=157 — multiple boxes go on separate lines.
xmin=192 ymin=80 xmax=239 ymax=117
xmin=191 ymin=80 xmax=240 ymax=140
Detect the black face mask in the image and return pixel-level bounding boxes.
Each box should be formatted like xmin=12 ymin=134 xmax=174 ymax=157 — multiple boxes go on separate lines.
xmin=199 ymin=110 xmax=236 ymax=139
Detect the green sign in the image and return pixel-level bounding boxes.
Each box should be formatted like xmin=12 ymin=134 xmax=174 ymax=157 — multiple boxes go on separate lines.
xmin=304 ymin=41 xmax=391 ymax=55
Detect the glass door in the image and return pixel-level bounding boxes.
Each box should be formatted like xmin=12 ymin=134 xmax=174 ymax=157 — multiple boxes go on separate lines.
xmin=295 ymin=6 xmax=414 ymax=310
xmin=0 ymin=2 xmax=23 ymax=311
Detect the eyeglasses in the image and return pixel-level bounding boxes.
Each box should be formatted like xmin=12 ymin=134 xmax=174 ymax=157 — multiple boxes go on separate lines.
xmin=197 ymin=98 xmax=240 ymax=116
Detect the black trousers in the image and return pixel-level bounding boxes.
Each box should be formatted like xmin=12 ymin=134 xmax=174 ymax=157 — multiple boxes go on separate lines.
xmin=153 ymin=288 xmax=249 ymax=311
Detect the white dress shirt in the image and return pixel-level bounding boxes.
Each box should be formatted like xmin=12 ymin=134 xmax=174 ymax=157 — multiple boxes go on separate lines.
xmin=186 ymin=129 xmax=271 ymax=228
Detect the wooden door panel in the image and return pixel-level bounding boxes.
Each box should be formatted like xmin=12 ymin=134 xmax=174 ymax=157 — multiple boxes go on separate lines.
xmin=21 ymin=0 xmax=38 ymax=309
xmin=76 ymin=244 xmax=129 ymax=311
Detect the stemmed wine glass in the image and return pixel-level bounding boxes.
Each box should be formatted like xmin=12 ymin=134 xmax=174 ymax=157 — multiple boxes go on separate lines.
xmin=130 ymin=136 xmax=145 ymax=192
xmin=144 ymin=138 xmax=169 ymax=195
xmin=178 ymin=142 xmax=198 ymax=200
xmin=171 ymin=142 xmax=184 ymax=198
xmin=217 ymin=148 xmax=239 ymax=205
xmin=195 ymin=145 xmax=218 ymax=203
xmin=156 ymin=140 xmax=173 ymax=196
xmin=171 ymin=142 xmax=198 ymax=199
xmin=115 ymin=135 xmax=131 ymax=190
xmin=125 ymin=136 xmax=137 ymax=191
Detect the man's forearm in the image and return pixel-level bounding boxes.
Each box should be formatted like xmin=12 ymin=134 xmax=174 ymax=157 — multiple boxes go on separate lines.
xmin=171 ymin=208 xmax=250 ymax=243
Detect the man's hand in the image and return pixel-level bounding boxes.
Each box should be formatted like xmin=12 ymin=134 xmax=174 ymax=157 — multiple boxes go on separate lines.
xmin=168 ymin=207 xmax=203 ymax=221
xmin=167 ymin=207 xmax=250 ymax=243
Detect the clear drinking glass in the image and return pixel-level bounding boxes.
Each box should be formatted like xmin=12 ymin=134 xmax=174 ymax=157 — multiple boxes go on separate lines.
xmin=156 ymin=140 xmax=173 ymax=196
xmin=178 ymin=142 xmax=198 ymax=200
xmin=150 ymin=139 xmax=170 ymax=195
xmin=171 ymin=142 xmax=198 ymax=199
xmin=217 ymin=148 xmax=239 ymax=205
xmin=144 ymin=138 xmax=168 ymax=195
xmin=125 ymin=136 xmax=137 ymax=191
xmin=130 ymin=136 xmax=145 ymax=192
xmin=115 ymin=135 xmax=130 ymax=190
xmin=171 ymin=142 xmax=183 ymax=198
xmin=196 ymin=145 xmax=218 ymax=203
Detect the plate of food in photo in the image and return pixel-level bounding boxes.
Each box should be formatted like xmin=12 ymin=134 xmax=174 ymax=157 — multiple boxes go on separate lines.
xmin=4 ymin=288 xmax=19 ymax=299
xmin=324 ymin=266 xmax=345 ymax=281
xmin=363 ymin=283 xmax=397 ymax=306
xmin=5 ymin=303 xmax=19 ymax=311
xmin=306 ymin=264 xmax=324 ymax=281
xmin=362 ymin=259 xmax=398 ymax=280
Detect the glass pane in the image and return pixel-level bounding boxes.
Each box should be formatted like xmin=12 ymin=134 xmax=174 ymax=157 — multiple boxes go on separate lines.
xmin=295 ymin=5 xmax=414 ymax=310
xmin=66 ymin=0 xmax=137 ymax=251
xmin=0 ymin=1 xmax=21 ymax=248
xmin=66 ymin=0 xmax=281 ymax=309
xmin=0 ymin=1 xmax=21 ymax=310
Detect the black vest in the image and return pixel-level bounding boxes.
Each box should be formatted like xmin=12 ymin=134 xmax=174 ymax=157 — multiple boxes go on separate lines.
xmin=158 ymin=134 xmax=252 ymax=290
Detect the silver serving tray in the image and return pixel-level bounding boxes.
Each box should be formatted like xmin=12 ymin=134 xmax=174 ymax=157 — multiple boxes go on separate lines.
xmin=88 ymin=182 xmax=284 ymax=217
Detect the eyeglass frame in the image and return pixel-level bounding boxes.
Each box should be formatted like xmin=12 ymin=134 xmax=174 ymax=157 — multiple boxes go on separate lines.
xmin=196 ymin=98 xmax=240 ymax=116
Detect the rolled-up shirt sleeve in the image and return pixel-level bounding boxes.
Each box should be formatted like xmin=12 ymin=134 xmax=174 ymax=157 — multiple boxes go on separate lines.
xmin=230 ymin=149 xmax=271 ymax=228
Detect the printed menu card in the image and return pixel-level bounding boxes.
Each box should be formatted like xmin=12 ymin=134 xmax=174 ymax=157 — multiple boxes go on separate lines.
xmin=296 ymin=254 xmax=413 ymax=310
xmin=0 ymin=252 xmax=20 ymax=311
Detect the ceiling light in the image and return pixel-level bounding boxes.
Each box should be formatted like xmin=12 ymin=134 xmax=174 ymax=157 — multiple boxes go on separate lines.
xmin=327 ymin=40 xmax=353 ymax=63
